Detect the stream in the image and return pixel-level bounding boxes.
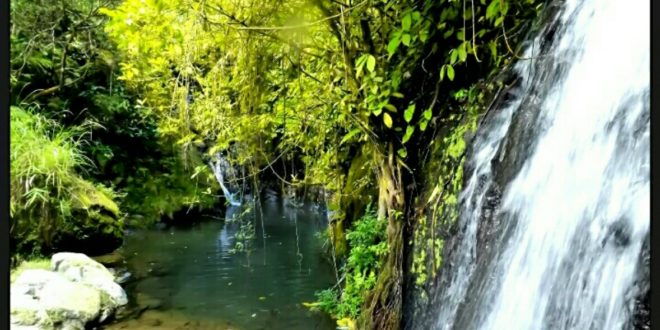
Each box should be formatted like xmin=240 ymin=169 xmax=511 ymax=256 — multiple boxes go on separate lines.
xmin=109 ymin=200 xmax=336 ymax=330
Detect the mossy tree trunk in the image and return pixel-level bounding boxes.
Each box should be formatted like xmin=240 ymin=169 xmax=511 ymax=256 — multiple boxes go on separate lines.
xmin=361 ymin=143 xmax=406 ymax=329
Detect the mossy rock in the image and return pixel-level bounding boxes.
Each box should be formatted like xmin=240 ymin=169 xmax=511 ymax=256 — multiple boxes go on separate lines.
xmin=69 ymin=178 xmax=120 ymax=217
xmin=10 ymin=258 xmax=51 ymax=283
xmin=51 ymin=179 xmax=124 ymax=256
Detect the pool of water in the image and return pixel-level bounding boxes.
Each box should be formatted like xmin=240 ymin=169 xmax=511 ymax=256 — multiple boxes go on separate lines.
xmin=112 ymin=200 xmax=337 ymax=330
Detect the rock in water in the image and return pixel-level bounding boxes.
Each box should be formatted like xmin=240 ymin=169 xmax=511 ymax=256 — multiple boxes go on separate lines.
xmin=52 ymin=252 xmax=128 ymax=307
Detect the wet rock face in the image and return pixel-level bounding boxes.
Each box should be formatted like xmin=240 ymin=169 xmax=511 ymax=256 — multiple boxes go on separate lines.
xmin=629 ymin=239 xmax=650 ymax=330
xmin=474 ymin=183 xmax=502 ymax=263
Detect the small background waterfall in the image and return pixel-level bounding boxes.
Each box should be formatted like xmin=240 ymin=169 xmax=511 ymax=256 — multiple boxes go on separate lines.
xmin=210 ymin=153 xmax=242 ymax=206
xmin=422 ymin=0 xmax=650 ymax=329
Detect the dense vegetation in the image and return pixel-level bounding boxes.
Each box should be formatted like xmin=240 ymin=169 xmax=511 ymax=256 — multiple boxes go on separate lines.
xmin=11 ymin=0 xmax=545 ymax=328
xmin=10 ymin=0 xmax=219 ymax=259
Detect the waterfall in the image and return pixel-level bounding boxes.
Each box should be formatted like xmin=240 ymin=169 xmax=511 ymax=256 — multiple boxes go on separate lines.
xmin=428 ymin=0 xmax=649 ymax=329
xmin=210 ymin=154 xmax=242 ymax=206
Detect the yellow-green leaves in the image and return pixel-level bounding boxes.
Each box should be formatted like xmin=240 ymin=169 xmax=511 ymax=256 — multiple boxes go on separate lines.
xmin=356 ymin=54 xmax=376 ymax=77
xmin=404 ymin=104 xmax=415 ymax=123
xmin=388 ymin=36 xmax=401 ymax=58
xmin=418 ymin=107 xmax=432 ymax=132
xmin=341 ymin=128 xmax=362 ymax=145
xmin=383 ymin=113 xmax=393 ymax=128
xmin=440 ymin=64 xmax=455 ymax=81
xmin=397 ymin=147 xmax=407 ymax=158
xmin=366 ymin=55 xmax=376 ymax=72
xmin=402 ymin=13 xmax=412 ymax=31
xmin=402 ymin=125 xmax=415 ymax=144
xmin=486 ymin=0 xmax=508 ymax=21
xmin=447 ymin=65 xmax=455 ymax=81
xmin=402 ymin=34 xmax=411 ymax=46
xmin=383 ymin=104 xmax=397 ymax=113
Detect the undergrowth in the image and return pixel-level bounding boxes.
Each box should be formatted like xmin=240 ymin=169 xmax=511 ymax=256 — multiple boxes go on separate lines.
xmin=313 ymin=204 xmax=388 ymax=320
xmin=10 ymin=106 xmax=121 ymax=256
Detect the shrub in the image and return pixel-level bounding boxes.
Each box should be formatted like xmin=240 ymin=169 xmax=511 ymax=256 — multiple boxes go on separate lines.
xmin=314 ymin=204 xmax=388 ymax=320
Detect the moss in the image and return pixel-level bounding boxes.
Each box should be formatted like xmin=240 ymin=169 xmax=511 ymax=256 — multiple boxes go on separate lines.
xmin=329 ymin=220 xmax=347 ymax=257
xmin=70 ymin=178 xmax=120 ymax=218
xmin=407 ymin=83 xmax=497 ymax=308
xmin=11 ymin=309 xmax=41 ymax=326
xmin=10 ymin=258 xmax=51 ymax=283
xmin=99 ymin=290 xmax=113 ymax=308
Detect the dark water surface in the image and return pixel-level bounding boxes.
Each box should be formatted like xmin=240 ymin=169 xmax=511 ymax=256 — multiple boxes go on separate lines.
xmin=115 ymin=200 xmax=337 ymax=330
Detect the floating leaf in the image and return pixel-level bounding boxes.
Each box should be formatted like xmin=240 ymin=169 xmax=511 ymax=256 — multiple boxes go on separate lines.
xmin=443 ymin=27 xmax=454 ymax=39
xmin=456 ymin=29 xmax=465 ymax=41
xmin=427 ymin=185 xmax=441 ymax=203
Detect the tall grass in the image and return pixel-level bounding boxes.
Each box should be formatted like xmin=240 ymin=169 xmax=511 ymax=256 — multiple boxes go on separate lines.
xmin=10 ymin=106 xmax=118 ymax=255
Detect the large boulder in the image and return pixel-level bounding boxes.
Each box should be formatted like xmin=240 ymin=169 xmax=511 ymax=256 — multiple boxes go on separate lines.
xmin=51 ymin=252 xmax=128 ymax=320
xmin=11 ymin=269 xmax=101 ymax=329
xmin=10 ymin=253 xmax=129 ymax=330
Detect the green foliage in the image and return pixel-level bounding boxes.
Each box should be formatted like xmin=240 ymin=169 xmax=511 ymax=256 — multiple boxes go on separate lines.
xmin=10 ymin=0 xmax=218 ymax=234
xmin=226 ymin=206 xmax=257 ymax=255
xmin=314 ymin=205 xmax=388 ymax=319
xmin=10 ymin=106 xmax=121 ymax=255
xmin=409 ymin=81 xmax=501 ymax=311
xmin=98 ymin=0 xmax=544 ymax=326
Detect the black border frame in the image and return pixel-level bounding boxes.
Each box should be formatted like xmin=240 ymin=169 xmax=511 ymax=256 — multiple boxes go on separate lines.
xmin=2 ymin=0 xmax=10 ymax=327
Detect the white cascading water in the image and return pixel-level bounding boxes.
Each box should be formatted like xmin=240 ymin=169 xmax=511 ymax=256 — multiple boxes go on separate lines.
xmin=432 ymin=0 xmax=649 ymax=328
xmin=210 ymin=154 xmax=242 ymax=206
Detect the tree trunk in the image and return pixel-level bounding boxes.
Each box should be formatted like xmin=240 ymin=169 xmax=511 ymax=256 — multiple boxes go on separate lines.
xmin=362 ymin=143 xmax=406 ymax=330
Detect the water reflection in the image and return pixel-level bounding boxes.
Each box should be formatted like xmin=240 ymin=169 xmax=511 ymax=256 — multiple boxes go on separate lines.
xmin=118 ymin=200 xmax=336 ymax=330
